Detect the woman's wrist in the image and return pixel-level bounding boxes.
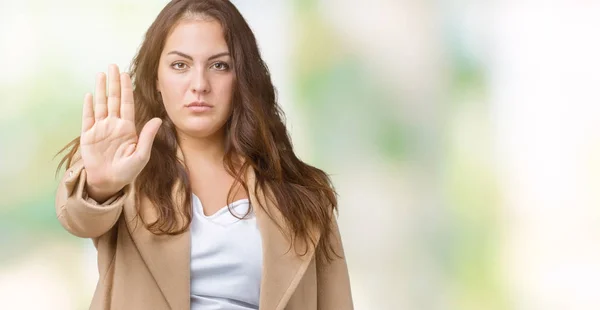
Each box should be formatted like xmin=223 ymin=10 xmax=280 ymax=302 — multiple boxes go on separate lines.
xmin=85 ymin=181 xmax=123 ymax=204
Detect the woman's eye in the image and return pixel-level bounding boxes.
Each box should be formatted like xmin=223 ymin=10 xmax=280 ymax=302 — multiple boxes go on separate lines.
xmin=172 ymin=62 xmax=188 ymax=70
xmin=212 ymin=62 xmax=230 ymax=71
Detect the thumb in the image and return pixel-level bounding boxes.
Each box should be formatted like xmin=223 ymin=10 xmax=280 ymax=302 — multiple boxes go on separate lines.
xmin=134 ymin=118 xmax=163 ymax=162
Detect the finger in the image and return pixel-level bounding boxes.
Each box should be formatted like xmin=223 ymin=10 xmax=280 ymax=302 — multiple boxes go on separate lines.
xmin=94 ymin=72 xmax=107 ymax=120
xmin=120 ymin=72 xmax=135 ymax=122
xmin=82 ymin=93 xmax=95 ymax=133
xmin=134 ymin=118 xmax=163 ymax=162
xmin=123 ymin=143 xmax=136 ymax=157
xmin=107 ymin=64 xmax=121 ymax=117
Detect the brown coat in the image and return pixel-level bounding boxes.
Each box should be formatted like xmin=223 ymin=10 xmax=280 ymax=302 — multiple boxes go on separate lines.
xmin=55 ymin=156 xmax=353 ymax=310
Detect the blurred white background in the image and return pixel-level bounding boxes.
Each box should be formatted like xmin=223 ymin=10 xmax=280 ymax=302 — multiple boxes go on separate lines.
xmin=0 ymin=0 xmax=599 ymax=309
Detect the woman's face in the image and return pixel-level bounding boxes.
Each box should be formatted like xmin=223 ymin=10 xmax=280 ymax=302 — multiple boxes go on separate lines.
xmin=157 ymin=17 xmax=235 ymax=139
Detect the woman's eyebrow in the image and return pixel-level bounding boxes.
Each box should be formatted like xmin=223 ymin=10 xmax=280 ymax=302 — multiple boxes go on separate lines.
xmin=207 ymin=52 xmax=230 ymax=61
xmin=166 ymin=50 xmax=230 ymax=61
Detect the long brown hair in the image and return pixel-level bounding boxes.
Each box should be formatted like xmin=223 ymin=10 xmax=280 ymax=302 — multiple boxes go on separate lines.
xmin=56 ymin=0 xmax=339 ymax=263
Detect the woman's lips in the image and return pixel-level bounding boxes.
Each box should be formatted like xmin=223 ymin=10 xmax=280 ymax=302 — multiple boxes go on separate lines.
xmin=186 ymin=105 xmax=212 ymax=112
xmin=186 ymin=101 xmax=213 ymax=112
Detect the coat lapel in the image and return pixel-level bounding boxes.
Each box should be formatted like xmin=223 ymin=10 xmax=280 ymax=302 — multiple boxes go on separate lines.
xmin=123 ymin=145 xmax=321 ymax=310
xmin=246 ymin=168 xmax=322 ymax=310
xmin=123 ymin=179 xmax=191 ymax=310
xmin=123 ymin=146 xmax=191 ymax=310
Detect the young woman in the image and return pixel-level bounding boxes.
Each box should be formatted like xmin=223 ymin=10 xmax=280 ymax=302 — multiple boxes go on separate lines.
xmin=55 ymin=0 xmax=353 ymax=309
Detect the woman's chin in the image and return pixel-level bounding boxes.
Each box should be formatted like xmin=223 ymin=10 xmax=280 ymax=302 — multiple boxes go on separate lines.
xmin=172 ymin=117 xmax=227 ymax=139
xmin=179 ymin=125 xmax=223 ymax=139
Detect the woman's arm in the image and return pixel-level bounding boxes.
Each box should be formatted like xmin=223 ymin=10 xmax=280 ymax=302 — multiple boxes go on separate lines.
xmin=316 ymin=215 xmax=354 ymax=309
xmin=55 ymin=157 xmax=131 ymax=238
xmin=55 ymin=65 xmax=160 ymax=239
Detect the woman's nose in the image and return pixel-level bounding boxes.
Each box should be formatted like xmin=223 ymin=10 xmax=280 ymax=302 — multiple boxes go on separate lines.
xmin=191 ymin=69 xmax=210 ymax=94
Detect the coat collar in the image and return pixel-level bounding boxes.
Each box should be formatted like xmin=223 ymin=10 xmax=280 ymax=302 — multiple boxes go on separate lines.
xmin=122 ymin=146 xmax=321 ymax=310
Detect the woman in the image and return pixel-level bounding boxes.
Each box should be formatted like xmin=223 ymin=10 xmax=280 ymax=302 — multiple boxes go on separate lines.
xmin=55 ymin=0 xmax=353 ymax=309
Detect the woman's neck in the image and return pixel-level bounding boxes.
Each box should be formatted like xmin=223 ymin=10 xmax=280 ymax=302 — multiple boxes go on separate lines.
xmin=177 ymin=130 xmax=226 ymax=168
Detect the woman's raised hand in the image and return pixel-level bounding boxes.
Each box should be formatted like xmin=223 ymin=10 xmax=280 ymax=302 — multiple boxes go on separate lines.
xmin=80 ymin=64 xmax=162 ymax=201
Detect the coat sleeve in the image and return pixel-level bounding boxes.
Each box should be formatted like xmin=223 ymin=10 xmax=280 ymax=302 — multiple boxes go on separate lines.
xmin=55 ymin=156 xmax=132 ymax=238
xmin=316 ymin=214 xmax=354 ymax=309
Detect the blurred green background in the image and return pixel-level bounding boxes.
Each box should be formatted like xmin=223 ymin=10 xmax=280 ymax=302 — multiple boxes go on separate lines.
xmin=1 ymin=0 xmax=599 ymax=309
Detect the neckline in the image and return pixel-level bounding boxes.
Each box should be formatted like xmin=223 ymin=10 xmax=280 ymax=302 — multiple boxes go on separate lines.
xmin=191 ymin=193 xmax=250 ymax=219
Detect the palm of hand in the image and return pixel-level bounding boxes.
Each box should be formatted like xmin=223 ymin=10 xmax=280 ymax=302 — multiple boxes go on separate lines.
xmin=80 ymin=64 xmax=162 ymax=191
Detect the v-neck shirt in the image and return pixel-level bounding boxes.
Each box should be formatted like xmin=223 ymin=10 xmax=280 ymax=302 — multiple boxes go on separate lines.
xmin=189 ymin=193 xmax=263 ymax=310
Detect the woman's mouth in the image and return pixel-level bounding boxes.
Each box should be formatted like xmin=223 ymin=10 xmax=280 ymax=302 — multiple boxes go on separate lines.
xmin=186 ymin=101 xmax=213 ymax=112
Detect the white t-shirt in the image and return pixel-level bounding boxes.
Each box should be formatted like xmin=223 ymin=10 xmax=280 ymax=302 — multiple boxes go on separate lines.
xmin=189 ymin=193 xmax=263 ymax=310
